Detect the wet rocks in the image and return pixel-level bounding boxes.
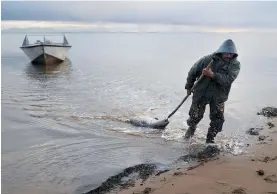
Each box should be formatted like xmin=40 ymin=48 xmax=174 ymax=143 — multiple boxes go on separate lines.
xmin=264 ymin=156 xmax=271 ymax=163
xmin=256 ymin=169 xmax=265 ymax=176
xmin=263 ymin=156 xmax=277 ymax=162
xmin=267 ymin=122 xmax=275 ymax=129
xmin=257 ymin=107 xmax=277 ymax=117
xmin=258 ymin=135 xmax=266 ymax=141
xmin=232 ymin=187 xmax=247 ymax=194
xmin=252 ymin=156 xmax=277 ymax=163
xmin=178 ymin=144 xmax=220 ymax=162
xmin=173 ymin=171 xmax=185 ymax=176
xmin=143 ymin=187 xmax=152 ymax=194
xmin=197 ymin=144 xmax=220 ymax=159
xmin=84 ymin=163 xmax=157 ymax=194
xmin=250 ymin=157 xmax=256 ymax=161
xmin=246 ymin=127 xmax=263 ymax=136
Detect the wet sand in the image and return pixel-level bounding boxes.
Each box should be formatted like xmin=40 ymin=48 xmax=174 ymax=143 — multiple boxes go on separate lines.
xmin=119 ymin=118 xmax=277 ymax=194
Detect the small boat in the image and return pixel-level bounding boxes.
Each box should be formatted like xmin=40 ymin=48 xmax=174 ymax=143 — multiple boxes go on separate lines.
xmin=20 ymin=34 xmax=72 ymax=65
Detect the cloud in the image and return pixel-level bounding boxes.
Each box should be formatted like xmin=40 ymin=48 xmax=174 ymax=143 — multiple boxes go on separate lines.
xmin=3 ymin=20 xmax=277 ymax=34
xmin=2 ymin=1 xmax=277 ymax=29
xmin=1 ymin=21 xmax=96 ymax=30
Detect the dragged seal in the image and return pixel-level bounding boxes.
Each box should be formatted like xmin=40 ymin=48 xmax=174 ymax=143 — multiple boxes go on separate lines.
xmin=128 ymin=117 xmax=169 ymax=129
xmin=70 ymin=115 xmax=169 ymax=129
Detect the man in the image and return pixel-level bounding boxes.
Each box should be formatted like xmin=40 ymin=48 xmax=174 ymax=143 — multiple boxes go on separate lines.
xmin=184 ymin=39 xmax=240 ymax=143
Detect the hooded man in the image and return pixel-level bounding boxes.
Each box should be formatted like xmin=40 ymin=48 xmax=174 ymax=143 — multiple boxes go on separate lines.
xmin=184 ymin=39 xmax=240 ymax=143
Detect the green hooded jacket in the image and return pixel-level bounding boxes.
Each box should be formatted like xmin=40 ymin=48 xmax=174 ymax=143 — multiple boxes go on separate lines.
xmin=185 ymin=39 xmax=241 ymax=103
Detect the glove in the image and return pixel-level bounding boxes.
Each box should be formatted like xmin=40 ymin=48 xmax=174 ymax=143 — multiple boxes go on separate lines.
xmin=187 ymin=89 xmax=192 ymax=96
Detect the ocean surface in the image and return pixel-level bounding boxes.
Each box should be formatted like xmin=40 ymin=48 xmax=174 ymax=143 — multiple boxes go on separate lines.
xmin=2 ymin=32 xmax=277 ymax=194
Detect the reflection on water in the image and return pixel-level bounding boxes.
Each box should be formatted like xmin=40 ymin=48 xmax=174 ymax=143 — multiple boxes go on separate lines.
xmin=24 ymin=58 xmax=72 ymax=81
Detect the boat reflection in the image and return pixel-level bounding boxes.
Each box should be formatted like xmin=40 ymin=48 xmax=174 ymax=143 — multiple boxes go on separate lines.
xmin=24 ymin=58 xmax=72 ymax=81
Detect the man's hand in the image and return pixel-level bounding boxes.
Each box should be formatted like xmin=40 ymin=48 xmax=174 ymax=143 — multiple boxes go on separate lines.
xmin=187 ymin=89 xmax=192 ymax=96
xmin=202 ymin=67 xmax=214 ymax=78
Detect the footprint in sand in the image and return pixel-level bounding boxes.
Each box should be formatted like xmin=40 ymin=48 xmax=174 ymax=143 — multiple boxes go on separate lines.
xmin=264 ymin=174 xmax=277 ymax=183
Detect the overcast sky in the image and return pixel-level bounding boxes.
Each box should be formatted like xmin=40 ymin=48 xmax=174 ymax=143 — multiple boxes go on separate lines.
xmin=2 ymin=1 xmax=277 ymax=31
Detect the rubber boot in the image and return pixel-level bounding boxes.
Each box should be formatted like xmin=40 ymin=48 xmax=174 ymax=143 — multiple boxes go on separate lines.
xmin=184 ymin=126 xmax=196 ymax=139
xmin=205 ymin=137 xmax=215 ymax=144
xmin=206 ymin=131 xmax=216 ymax=144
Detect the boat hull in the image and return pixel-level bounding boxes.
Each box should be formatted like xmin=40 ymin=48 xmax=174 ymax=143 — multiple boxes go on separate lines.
xmin=21 ymin=45 xmax=71 ymax=65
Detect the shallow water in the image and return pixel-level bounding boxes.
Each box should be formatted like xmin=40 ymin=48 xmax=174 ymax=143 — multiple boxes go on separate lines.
xmin=2 ymin=32 xmax=277 ymax=194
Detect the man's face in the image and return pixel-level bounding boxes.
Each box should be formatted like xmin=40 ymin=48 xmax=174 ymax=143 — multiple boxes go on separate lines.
xmin=222 ymin=53 xmax=234 ymax=61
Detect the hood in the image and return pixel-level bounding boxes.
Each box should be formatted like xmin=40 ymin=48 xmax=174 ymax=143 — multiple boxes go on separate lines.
xmin=214 ymin=39 xmax=238 ymax=58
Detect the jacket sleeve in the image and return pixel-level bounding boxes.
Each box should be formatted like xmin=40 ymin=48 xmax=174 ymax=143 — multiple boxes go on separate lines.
xmin=212 ymin=61 xmax=240 ymax=86
xmin=185 ymin=55 xmax=211 ymax=90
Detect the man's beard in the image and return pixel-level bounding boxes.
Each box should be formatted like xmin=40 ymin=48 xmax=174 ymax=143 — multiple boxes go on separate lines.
xmin=223 ymin=57 xmax=232 ymax=61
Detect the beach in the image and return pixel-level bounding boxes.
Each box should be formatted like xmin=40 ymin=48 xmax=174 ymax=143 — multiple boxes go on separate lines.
xmin=119 ymin=115 xmax=277 ymax=194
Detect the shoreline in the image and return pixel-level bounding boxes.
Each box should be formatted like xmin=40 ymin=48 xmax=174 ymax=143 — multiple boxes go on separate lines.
xmin=117 ymin=109 xmax=277 ymax=194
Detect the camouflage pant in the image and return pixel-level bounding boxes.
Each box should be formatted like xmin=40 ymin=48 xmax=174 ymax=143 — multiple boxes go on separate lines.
xmin=187 ymin=100 xmax=225 ymax=139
